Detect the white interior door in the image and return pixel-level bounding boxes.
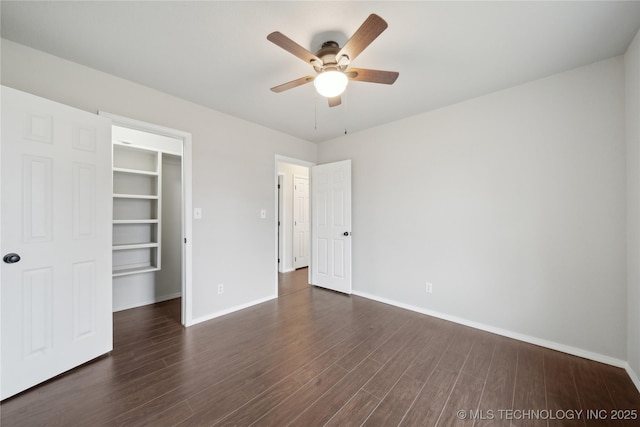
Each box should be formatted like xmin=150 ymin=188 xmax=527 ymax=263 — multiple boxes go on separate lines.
xmin=311 ymin=160 xmax=352 ymax=294
xmin=1 ymin=86 xmax=113 ymax=400
xmin=293 ymin=175 xmax=310 ymax=269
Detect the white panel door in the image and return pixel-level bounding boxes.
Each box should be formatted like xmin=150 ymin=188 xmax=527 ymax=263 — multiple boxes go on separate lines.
xmin=293 ymin=176 xmax=310 ymax=269
xmin=311 ymin=160 xmax=352 ymax=294
xmin=1 ymin=86 xmax=113 ymax=400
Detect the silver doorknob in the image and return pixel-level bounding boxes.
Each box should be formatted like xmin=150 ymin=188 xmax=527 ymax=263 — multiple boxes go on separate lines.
xmin=3 ymin=253 xmax=21 ymax=264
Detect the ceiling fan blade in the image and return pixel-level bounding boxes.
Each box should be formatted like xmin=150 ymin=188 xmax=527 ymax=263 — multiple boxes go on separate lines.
xmin=337 ymin=14 xmax=388 ymax=64
xmin=328 ymin=96 xmax=342 ymax=108
xmin=345 ymin=68 xmax=399 ymax=85
xmin=267 ymin=32 xmax=322 ymax=66
xmin=270 ymin=75 xmax=315 ymax=93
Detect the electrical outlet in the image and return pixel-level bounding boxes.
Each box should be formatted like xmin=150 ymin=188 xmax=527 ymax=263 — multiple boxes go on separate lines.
xmin=425 ymin=282 xmax=433 ymax=294
xmin=217 ymin=283 xmax=224 ymax=294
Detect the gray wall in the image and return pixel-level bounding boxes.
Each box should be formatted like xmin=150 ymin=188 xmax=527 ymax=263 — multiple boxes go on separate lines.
xmin=627 ymin=29 xmax=640 ymax=379
xmin=156 ymin=154 xmax=183 ymax=301
xmin=318 ymin=56 xmax=627 ymax=360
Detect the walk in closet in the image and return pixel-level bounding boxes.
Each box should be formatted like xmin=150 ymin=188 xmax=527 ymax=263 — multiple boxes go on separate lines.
xmin=111 ymin=125 xmax=183 ymax=311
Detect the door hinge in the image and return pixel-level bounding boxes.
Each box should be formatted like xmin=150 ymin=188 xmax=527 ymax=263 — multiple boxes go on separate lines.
xmin=278 ymin=258 xmax=280 ymax=263
xmin=277 ymin=184 xmax=280 ymax=189
xmin=184 ymin=238 xmax=187 ymax=243
xmin=278 ymin=221 xmax=280 ymax=226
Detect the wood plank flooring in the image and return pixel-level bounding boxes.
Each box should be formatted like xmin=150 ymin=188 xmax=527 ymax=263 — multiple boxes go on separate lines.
xmin=2 ymin=268 xmax=640 ymax=426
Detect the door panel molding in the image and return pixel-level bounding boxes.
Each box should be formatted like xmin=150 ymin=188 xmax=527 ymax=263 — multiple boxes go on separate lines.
xmin=311 ymin=160 xmax=352 ymax=294
xmin=293 ymin=175 xmax=310 ymax=269
xmin=1 ymin=86 xmax=112 ymax=399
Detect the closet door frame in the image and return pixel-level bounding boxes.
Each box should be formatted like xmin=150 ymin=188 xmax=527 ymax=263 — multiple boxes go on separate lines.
xmin=99 ymin=111 xmax=193 ymax=326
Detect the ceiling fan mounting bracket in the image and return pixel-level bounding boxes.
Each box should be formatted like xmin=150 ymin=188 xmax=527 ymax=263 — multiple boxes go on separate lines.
xmin=321 ymin=41 xmax=339 ymax=49
xmin=313 ymin=41 xmax=348 ymax=73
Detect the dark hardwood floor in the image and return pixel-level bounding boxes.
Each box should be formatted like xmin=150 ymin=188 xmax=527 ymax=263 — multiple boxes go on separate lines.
xmin=2 ymin=269 xmax=640 ymax=426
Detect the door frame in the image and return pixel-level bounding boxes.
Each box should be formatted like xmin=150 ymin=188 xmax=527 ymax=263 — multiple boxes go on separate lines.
xmin=100 ymin=112 xmax=194 ymax=326
xmin=274 ymin=155 xmax=315 ymax=296
xmin=277 ymin=173 xmax=284 ymax=273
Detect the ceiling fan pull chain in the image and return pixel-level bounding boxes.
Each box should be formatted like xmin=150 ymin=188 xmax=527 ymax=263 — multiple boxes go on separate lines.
xmin=344 ymin=92 xmax=348 ymax=135
xmin=314 ymin=90 xmax=318 ymax=130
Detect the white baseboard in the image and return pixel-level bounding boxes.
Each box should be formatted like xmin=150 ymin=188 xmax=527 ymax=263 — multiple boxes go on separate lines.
xmin=352 ymin=290 xmax=632 ymax=374
xmin=116 ymin=287 xmax=640 ymax=393
xmin=624 ymin=363 xmax=640 ymax=393
xmin=280 ymin=268 xmax=295 ymax=273
xmin=188 ymin=295 xmax=277 ymax=326
xmin=113 ymin=292 xmax=182 ymax=312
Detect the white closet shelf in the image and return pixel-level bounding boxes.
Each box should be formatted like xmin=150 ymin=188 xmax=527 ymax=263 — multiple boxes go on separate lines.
xmin=112 ymin=266 xmax=160 ymax=277
xmin=112 ymin=242 xmax=159 ymax=251
xmin=113 ymin=219 xmax=159 ymax=224
xmin=112 ymin=141 xmax=163 ymax=277
xmin=113 ymin=193 xmax=159 ymax=199
xmin=113 ymin=167 xmax=158 ymax=176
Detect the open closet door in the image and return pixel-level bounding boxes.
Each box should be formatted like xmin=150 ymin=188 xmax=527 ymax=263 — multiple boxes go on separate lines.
xmin=311 ymin=160 xmax=352 ymax=294
xmin=1 ymin=86 xmax=112 ymax=399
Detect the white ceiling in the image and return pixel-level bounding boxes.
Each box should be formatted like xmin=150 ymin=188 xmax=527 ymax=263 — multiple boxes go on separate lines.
xmin=2 ymin=1 xmax=640 ymax=143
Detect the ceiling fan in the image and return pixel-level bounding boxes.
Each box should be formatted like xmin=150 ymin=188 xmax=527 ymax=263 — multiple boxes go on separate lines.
xmin=267 ymin=14 xmax=399 ymax=108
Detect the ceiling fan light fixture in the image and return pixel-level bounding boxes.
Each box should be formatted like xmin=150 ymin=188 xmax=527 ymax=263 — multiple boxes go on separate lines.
xmin=314 ymin=70 xmax=348 ymax=98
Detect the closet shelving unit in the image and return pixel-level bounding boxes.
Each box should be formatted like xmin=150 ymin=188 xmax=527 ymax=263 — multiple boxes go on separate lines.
xmin=112 ymin=143 xmax=162 ymax=277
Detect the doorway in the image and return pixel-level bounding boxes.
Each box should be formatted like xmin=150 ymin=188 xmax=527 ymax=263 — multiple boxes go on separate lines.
xmin=100 ymin=112 xmax=193 ymax=326
xmin=274 ymin=157 xmax=353 ymax=297
xmin=275 ymin=156 xmax=314 ymax=295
